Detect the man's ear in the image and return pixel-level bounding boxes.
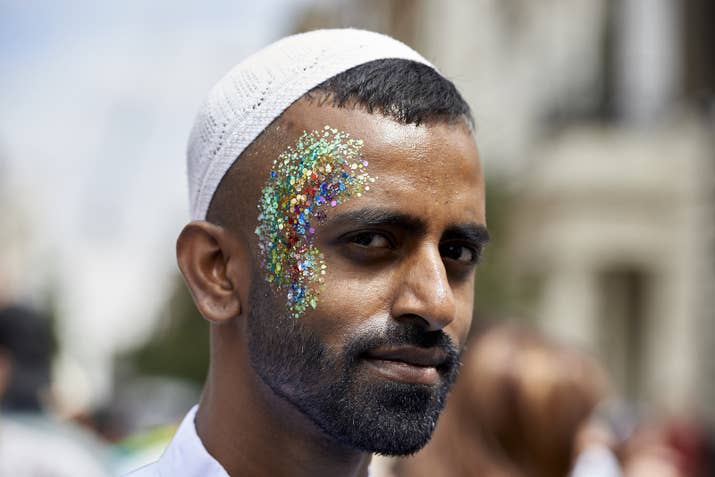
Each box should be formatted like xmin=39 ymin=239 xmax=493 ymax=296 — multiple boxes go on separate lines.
xmin=176 ymin=221 xmax=246 ymax=324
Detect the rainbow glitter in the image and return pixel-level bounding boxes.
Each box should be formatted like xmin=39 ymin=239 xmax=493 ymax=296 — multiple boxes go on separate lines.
xmin=255 ymin=126 xmax=375 ymax=318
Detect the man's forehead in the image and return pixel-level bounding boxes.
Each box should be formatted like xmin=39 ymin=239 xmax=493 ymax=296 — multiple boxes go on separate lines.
xmin=218 ymin=100 xmax=482 ymax=228
xmin=277 ymin=100 xmax=479 ymax=172
xmin=272 ymin=99 xmax=484 ymax=219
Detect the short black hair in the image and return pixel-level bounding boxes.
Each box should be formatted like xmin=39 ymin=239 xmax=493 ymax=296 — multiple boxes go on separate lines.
xmin=308 ymin=58 xmax=473 ymax=127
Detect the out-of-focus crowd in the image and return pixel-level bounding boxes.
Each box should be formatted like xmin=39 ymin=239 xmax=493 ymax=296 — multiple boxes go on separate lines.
xmin=1 ymin=305 xmax=713 ymax=476
xmin=383 ymin=324 xmax=715 ymax=477
xmin=0 ymin=305 xmax=175 ymax=476
xmin=0 ymin=306 xmax=114 ymax=475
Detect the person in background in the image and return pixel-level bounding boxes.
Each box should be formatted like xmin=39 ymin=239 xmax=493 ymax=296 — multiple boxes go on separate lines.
xmin=0 ymin=305 xmax=112 ymax=476
xmin=394 ymin=323 xmax=613 ymax=477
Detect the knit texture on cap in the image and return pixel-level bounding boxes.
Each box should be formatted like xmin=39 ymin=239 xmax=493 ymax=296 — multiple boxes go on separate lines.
xmin=187 ymin=28 xmax=434 ymax=220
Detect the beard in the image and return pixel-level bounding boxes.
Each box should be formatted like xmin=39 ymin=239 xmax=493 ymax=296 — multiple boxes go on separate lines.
xmin=246 ymin=276 xmax=462 ymax=456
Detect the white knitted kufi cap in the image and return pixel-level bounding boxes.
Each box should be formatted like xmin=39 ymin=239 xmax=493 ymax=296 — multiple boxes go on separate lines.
xmin=187 ymin=28 xmax=434 ymax=220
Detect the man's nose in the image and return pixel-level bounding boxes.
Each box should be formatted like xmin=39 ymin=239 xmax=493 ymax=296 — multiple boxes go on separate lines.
xmin=391 ymin=243 xmax=457 ymax=331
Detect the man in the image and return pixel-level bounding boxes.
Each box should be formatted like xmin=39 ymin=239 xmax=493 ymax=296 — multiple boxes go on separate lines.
xmin=129 ymin=28 xmax=487 ymax=477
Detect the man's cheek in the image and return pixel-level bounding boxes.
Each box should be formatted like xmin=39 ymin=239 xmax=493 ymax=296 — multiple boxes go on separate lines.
xmin=315 ymin=281 xmax=391 ymax=334
xmin=253 ymin=125 xmax=375 ymax=319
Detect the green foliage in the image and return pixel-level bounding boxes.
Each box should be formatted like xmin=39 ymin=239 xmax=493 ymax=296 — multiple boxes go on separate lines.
xmin=472 ymin=175 xmax=513 ymax=313
xmin=125 ymin=276 xmax=209 ymax=385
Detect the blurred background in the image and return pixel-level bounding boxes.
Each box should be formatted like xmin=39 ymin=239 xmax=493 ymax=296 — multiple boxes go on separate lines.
xmin=1 ymin=0 xmax=713 ymax=475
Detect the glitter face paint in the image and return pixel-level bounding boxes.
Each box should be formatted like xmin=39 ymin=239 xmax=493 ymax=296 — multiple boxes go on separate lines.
xmin=255 ymin=126 xmax=375 ymax=318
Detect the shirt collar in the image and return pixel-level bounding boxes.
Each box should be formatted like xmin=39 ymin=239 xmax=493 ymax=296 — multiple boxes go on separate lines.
xmin=156 ymin=405 xmax=373 ymax=477
xmin=156 ymin=405 xmax=229 ymax=477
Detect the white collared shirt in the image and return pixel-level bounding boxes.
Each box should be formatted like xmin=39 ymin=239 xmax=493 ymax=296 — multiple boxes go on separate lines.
xmin=125 ymin=405 xmax=376 ymax=477
xmin=125 ymin=405 xmax=229 ymax=477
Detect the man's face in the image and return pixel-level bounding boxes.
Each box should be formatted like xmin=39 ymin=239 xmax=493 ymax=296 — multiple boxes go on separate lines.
xmin=246 ymin=100 xmax=486 ymax=455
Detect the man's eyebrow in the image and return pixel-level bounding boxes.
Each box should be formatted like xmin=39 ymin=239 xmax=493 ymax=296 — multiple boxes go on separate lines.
xmin=325 ymin=207 xmax=490 ymax=245
xmin=442 ymin=224 xmax=491 ymax=246
xmin=325 ymin=207 xmax=427 ymax=234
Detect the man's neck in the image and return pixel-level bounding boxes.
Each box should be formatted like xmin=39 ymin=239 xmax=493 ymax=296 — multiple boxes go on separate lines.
xmin=195 ymin=331 xmax=371 ymax=477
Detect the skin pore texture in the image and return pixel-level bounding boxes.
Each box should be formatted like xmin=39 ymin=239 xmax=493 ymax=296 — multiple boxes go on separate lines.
xmin=176 ymin=97 xmax=487 ymax=477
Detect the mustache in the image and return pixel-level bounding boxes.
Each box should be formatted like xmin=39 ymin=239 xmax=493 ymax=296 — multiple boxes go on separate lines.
xmin=343 ymin=324 xmax=461 ymax=371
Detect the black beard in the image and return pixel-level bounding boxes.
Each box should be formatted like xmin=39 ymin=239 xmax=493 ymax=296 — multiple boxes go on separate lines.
xmin=246 ymin=277 xmax=461 ymax=456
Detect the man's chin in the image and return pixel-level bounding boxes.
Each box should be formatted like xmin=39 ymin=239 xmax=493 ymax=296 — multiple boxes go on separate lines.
xmin=246 ymin=295 xmax=459 ymax=456
xmin=313 ymin=370 xmax=451 ymax=456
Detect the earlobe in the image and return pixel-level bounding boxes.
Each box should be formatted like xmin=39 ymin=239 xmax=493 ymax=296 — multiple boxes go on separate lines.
xmin=176 ymin=221 xmax=244 ymax=323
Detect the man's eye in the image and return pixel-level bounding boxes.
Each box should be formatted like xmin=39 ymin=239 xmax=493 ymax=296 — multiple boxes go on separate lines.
xmin=440 ymin=243 xmax=477 ymax=264
xmin=350 ymin=232 xmax=391 ymax=248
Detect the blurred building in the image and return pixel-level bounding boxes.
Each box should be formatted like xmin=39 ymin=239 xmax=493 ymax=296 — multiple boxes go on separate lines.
xmin=501 ymin=0 xmax=714 ymax=419
xmin=291 ymin=0 xmax=715 ymax=419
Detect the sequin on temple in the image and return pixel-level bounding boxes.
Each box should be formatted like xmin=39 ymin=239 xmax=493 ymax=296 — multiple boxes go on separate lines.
xmin=255 ymin=126 xmax=375 ymax=318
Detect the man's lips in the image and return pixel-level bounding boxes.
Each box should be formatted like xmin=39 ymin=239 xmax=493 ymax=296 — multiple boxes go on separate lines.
xmin=361 ymin=346 xmax=448 ymax=385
